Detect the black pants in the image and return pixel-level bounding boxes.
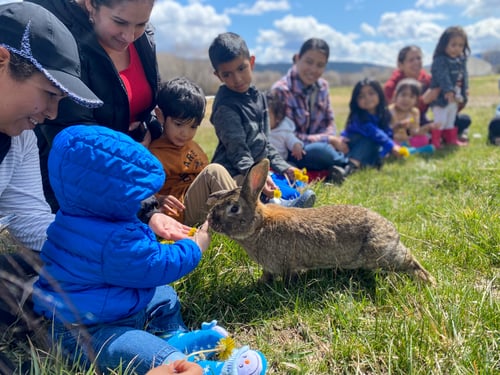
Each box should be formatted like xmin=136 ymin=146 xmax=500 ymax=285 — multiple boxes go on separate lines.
xmin=455 ymin=113 xmax=471 ymax=134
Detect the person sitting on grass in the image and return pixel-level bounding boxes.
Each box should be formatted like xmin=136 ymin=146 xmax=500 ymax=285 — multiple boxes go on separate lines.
xmin=270 ymin=38 xmax=350 ymax=185
xmin=341 ymin=78 xmax=405 ymax=175
xmin=149 ymin=77 xmax=237 ymax=227
xmin=388 ymin=78 xmax=435 ymax=154
xmin=32 ymin=125 xmax=267 ymax=375
xmin=209 ymin=32 xmax=315 ymax=208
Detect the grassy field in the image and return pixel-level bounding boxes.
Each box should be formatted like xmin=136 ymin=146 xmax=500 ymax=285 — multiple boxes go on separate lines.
xmin=2 ymin=75 xmax=499 ymax=374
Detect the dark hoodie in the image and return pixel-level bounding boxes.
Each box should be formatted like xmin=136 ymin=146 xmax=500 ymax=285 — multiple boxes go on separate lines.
xmin=28 ymin=0 xmax=161 ymax=140
xmin=210 ymin=85 xmax=290 ymax=176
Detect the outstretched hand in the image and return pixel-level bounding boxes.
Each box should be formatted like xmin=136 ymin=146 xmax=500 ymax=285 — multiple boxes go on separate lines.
xmin=149 ymin=213 xmax=193 ymax=241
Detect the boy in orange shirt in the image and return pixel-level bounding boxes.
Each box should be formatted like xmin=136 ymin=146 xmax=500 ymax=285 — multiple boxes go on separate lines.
xmin=149 ymin=77 xmax=236 ymax=226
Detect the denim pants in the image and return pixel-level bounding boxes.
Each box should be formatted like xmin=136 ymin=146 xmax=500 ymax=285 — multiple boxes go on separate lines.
xmin=289 ymin=141 xmax=349 ymax=170
xmin=346 ymin=134 xmax=381 ymax=167
xmin=50 ymin=285 xmax=187 ymax=374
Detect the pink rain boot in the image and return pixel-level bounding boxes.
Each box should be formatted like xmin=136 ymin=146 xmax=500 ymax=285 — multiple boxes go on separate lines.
xmin=442 ymin=127 xmax=467 ymax=146
xmin=431 ymin=129 xmax=442 ymax=149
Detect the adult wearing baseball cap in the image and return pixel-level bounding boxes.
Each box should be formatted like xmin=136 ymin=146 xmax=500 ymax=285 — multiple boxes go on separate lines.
xmin=0 ymin=1 xmax=102 ymax=340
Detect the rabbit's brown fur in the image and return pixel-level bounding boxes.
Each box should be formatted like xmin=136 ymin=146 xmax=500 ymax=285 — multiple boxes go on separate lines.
xmin=207 ymin=159 xmax=435 ymax=284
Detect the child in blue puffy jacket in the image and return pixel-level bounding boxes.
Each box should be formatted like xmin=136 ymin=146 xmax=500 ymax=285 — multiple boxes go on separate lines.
xmin=32 ymin=125 xmax=266 ymax=375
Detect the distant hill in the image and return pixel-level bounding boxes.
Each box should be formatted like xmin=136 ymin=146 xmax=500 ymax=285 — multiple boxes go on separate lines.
xmin=258 ymin=58 xmax=494 ymax=76
xmin=477 ymin=50 xmax=500 ymax=71
xmin=254 ymin=61 xmax=390 ymax=75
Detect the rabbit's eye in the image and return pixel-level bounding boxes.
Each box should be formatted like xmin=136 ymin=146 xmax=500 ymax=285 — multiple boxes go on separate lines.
xmin=230 ymin=205 xmax=239 ymax=213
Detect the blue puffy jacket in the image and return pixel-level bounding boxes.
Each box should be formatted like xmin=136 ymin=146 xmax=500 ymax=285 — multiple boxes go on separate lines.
xmin=33 ymin=126 xmax=202 ymax=324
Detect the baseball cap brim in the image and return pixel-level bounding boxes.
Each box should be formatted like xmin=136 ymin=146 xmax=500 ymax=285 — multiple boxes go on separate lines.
xmin=0 ymin=1 xmax=103 ymax=109
xmin=48 ymin=69 xmax=103 ymax=109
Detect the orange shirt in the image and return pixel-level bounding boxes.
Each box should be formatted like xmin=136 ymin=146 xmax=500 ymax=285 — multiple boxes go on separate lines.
xmin=149 ymin=137 xmax=208 ymax=222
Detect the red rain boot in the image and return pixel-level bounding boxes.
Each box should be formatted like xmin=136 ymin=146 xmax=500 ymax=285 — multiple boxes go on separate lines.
xmin=442 ymin=127 xmax=467 ymax=146
xmin=431 ymin=129 xmax=442 ymax=149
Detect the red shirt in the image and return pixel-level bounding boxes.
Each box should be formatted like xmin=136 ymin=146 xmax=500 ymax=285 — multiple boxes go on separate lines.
xmin=384 ymin=69 xmax=432 ymax=116
xmin=119 ymin=44 xmax=153 ymax=122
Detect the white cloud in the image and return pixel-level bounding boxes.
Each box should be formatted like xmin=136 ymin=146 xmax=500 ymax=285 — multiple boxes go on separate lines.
xmin=463 ymin=0 xmax=500 ymax=17
xmin=225 ymin=0 xmax=290 ymax=16
xmin=416 ymin=0 xmax=469 ymax=8
xmin=251 ymin=12 xmax=452 ymax=66
xmin=344 ymin=0 xmax=366 ymax=11
xmin=151 ymin=0 xmax=230 ymax=58
xmin=377 ymin=10 xmax=445 ymax=41
xmin=253 ymin=15 xmax=390 ymax=64
xmin=416 ymin=0 xmax=497 ymax=18
xmin=465 ymin=17 xmax=500 ymax=52
xmin=360 ymin=23 xmax=376 ymax=36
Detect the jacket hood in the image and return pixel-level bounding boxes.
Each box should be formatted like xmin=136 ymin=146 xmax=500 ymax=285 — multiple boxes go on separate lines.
xmin=49 ymin=125 xmax=165 ymax=219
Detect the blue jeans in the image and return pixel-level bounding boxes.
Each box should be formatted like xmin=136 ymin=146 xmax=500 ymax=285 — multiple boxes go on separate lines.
xmin=289 ymin=141 xmax=348 ymax=170
xmin=50 ymin=285 xmax=187 ymax=374
xmin=346 ymin=134 xmax=381 ymax=167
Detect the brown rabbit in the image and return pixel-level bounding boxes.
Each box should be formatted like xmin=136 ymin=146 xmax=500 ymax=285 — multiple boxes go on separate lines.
xmin=207 ymin=159 xmax=435 ymax=285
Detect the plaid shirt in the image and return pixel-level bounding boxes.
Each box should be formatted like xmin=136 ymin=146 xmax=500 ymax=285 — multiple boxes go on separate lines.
xmin=271 ymin=66 xmax=336 ymax=144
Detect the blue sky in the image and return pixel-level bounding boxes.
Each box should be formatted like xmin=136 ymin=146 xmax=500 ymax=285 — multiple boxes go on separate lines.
xmin=2 ymin=0 xmax=498 ymax=66
xmin=149 ymin=0 xmax=500 ymax=66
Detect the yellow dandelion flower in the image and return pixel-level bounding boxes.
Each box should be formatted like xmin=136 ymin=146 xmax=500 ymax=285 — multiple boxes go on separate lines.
xmin=273 ymin=189 xmax=282 ymax=199
xmin=300 ymin=168 xmax=309 ymax=183
xmin=186 ymin=336 xmax=236 ymax=362
xmin=216 ymin=336 xmax=236 ymax=360
xmin=160 ymin=226 xmax=198 ymax=244
xmin=399 ymin=147 xmax=410 ymax=157
xmin=293 ymin=168 xmax=309 ymax=183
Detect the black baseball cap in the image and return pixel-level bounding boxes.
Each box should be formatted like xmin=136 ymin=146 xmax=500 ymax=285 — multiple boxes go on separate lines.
xmin=0 ymin=2 xmax=102 ymax=108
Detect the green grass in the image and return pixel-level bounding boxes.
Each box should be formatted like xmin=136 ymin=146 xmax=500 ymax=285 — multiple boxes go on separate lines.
xmin=2 ymin=75 xmax=500 ymax=374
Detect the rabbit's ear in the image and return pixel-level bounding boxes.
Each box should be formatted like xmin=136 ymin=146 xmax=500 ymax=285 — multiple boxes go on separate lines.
xmin=241 ymin=159 xmax=270 ymax=202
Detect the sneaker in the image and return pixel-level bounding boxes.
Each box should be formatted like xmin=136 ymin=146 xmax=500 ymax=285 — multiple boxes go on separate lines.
xmin=343 ymin=163 xmax=355 ymax=175
xmin=325 ymin=165 xmax=345 ymax=185
xmin=458 ymin=128 xmax=469 ymax=143
xmin=277 ymin=189 xmax=316 ymax=208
